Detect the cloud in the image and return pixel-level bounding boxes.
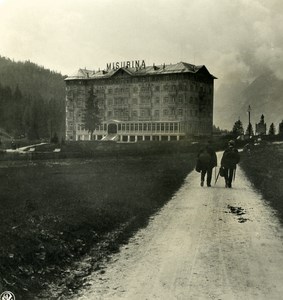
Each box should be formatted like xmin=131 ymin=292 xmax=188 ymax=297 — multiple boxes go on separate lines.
xmin=0 ymin=0 xmax=282 ymax=81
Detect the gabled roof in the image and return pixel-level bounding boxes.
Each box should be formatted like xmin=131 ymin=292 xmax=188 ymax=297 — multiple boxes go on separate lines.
xmin=65 ymin=62 xmax=216 ymax=80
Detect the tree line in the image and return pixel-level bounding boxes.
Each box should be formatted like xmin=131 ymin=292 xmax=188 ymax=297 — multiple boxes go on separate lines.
xmin=232 ymin=114 xmax=283 ymax=137
xmin=0 ymin=84 xmax=64 ymax=141
xmin=0 ymin=56 xmax=65 ymax=142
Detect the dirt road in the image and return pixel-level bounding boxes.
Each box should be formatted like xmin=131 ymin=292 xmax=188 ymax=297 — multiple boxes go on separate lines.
xmin=75 ymin=155 xmax=283 ymax=300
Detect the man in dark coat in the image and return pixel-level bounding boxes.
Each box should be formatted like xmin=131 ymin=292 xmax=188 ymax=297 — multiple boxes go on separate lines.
xmin=197 ymin=142 xmax=217 ymax=187
xmin=221 ymin=140 xmax=240 ymax=188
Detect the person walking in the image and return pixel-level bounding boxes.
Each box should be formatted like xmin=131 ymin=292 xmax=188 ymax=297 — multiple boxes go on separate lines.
xmin=220 ymin=140 xmax=240 ymax=188
xmin=197 ymin=142 xmax=217 ymax=187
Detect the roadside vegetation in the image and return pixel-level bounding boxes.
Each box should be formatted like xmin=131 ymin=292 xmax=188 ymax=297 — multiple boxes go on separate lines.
xmin=240 ymin=142 xmax=283 ymax=224
xmin=0 ymin=152 xmax=197 ymax=299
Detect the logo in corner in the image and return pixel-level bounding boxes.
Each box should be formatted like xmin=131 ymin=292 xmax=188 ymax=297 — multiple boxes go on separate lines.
xmin=0 ymin=291 xmax=15 ymax=300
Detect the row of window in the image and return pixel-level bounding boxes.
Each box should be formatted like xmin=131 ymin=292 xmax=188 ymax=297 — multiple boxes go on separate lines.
xmin=67 ymin=106 xmax=211 ymax=124
xmin=68 ymin=120 xmax=211 ymax=133
xmin=103 ymin=84 xmax=212 ymax=94
xmin=106 ymin=108 xmax=186 ymax=118
xmin=105 ymin=96 xmax=211 ymax=106
xmin=70 ymin=123 xmax=181 ymax=133
xmin=67 ymin=95 xmax=212 ymax=109
xmin=118 ymin=123 xmax=179 ymax=132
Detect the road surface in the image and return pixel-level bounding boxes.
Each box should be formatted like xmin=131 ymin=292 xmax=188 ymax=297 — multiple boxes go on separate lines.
xmin=75 ymin=154 xmax=283 ymax=300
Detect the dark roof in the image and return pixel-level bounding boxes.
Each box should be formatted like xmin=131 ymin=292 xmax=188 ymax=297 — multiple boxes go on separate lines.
xmin=65 ymin=62 xmax=217 ymax=80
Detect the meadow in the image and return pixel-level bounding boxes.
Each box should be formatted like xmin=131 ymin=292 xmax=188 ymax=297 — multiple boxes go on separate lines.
xmin=240 ymin=142 xmax=283 ymax=224
xmin=0 ymin=153 xmax=196 ymax=299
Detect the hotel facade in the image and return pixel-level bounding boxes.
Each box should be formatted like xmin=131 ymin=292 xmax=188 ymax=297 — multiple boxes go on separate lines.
xmin=65 ymin=61 xmax=216 ymax=142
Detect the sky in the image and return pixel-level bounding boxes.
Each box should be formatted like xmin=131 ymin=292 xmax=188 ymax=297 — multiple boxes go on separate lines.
xmin=0 ymin=0 xmax=282 ymax=127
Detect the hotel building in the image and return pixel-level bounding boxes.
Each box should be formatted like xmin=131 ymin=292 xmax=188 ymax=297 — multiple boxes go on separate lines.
xmin=65 ymin=61 xmax=216 ymax=142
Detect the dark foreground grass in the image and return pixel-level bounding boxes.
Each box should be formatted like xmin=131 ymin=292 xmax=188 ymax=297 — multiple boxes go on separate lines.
xmin=240 ymin=143 xmax=283 ymax=223
xmin=0 ymin=153 xmax=196 ymax=299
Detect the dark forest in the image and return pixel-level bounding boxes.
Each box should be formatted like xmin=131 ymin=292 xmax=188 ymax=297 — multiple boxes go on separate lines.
xmin=0 ymin=56 xmax=65 ymax=141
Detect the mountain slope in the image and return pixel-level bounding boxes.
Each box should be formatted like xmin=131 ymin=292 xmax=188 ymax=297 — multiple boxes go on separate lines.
xmin=215 ymin=72 xmax=283 ymax=131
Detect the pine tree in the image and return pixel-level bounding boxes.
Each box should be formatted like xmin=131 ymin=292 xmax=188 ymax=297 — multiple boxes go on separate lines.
xmin=255 ymin=114 xmax=266 ymax=135
xmin=245 ymin=123 xmax=254 ymax=136
xmin=13 ymin=85 xmax=24 ymax=137
xmin=259 ymin=114 xmax=264 ymax=124
xmin=232 ymin=120 xmax=244 ymax=137
xmin=269 ymin=123 xmax=276 ymax=135
xmin=279 ymin=120 xmax=283 ymax=136
xmin=83 ymin=87 xmax=100 ymax=139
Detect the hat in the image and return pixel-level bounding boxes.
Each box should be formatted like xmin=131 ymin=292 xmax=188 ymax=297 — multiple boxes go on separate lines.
xmin=228 ymin=140 xmax=235 ymax=146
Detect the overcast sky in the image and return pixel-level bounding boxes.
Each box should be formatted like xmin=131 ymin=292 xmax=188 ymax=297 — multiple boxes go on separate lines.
xmin=0 ymin=0 xmax=282 ymax=89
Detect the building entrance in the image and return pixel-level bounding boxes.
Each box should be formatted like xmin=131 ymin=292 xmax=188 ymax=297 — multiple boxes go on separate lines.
xmin=108 ymin=123 xmax=118 ymax=134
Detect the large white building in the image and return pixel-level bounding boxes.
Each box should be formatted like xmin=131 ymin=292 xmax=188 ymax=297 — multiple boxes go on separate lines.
xmin=65 ymin=61 xmax=216 ymax=142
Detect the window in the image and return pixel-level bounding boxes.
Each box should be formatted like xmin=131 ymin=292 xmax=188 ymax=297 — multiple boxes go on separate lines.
xmin=132 ymin=110 xmax=138 ymax=117
xmin=178 ymin=95 xmax=183 ymax=103
xmin=155 ymin=85 xmax=160 ymax=92
xmin=132 ymin=98 xmax=138 ymax=104
xmin=163 ymin=97 xmax=169 ymax=104
xmin=108 ymin=88 xmax=113 ymax=94
xmin=155 ymin=97 xmax=160 ymax=104
xmin=178 ymin=109 xmax=183 ymax=116
xmin=163 ymin=109 xmax=168 ymax=116
xmin=154 ymin=110 xmax=160 ymax=118
xmin=140 ymin=97 xmax=150 ymax=104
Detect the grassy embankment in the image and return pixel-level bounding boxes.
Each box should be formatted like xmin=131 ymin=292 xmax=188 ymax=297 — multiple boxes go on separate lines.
xmin=240 ymin=142 xmax=283 ymax=223
xmin=0 ymin=150 xmax=197 ymax=299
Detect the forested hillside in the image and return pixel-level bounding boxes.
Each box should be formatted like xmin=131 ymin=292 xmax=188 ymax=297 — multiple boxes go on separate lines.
xmin=0 ymin=56 xmax=65 ymax=141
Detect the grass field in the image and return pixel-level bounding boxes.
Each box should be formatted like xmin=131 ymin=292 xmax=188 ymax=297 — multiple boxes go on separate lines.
xmin=0 ymin=153 xmax=196 ymax=299
xmin=240 ymin=142 xmax=283 ymax=224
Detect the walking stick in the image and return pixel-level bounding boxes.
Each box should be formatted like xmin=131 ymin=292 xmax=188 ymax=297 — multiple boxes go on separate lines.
xmin=233 ymin=166 xmax=237 ymax=181
xmin=215 ymin=167 xmax=220 ymax=185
